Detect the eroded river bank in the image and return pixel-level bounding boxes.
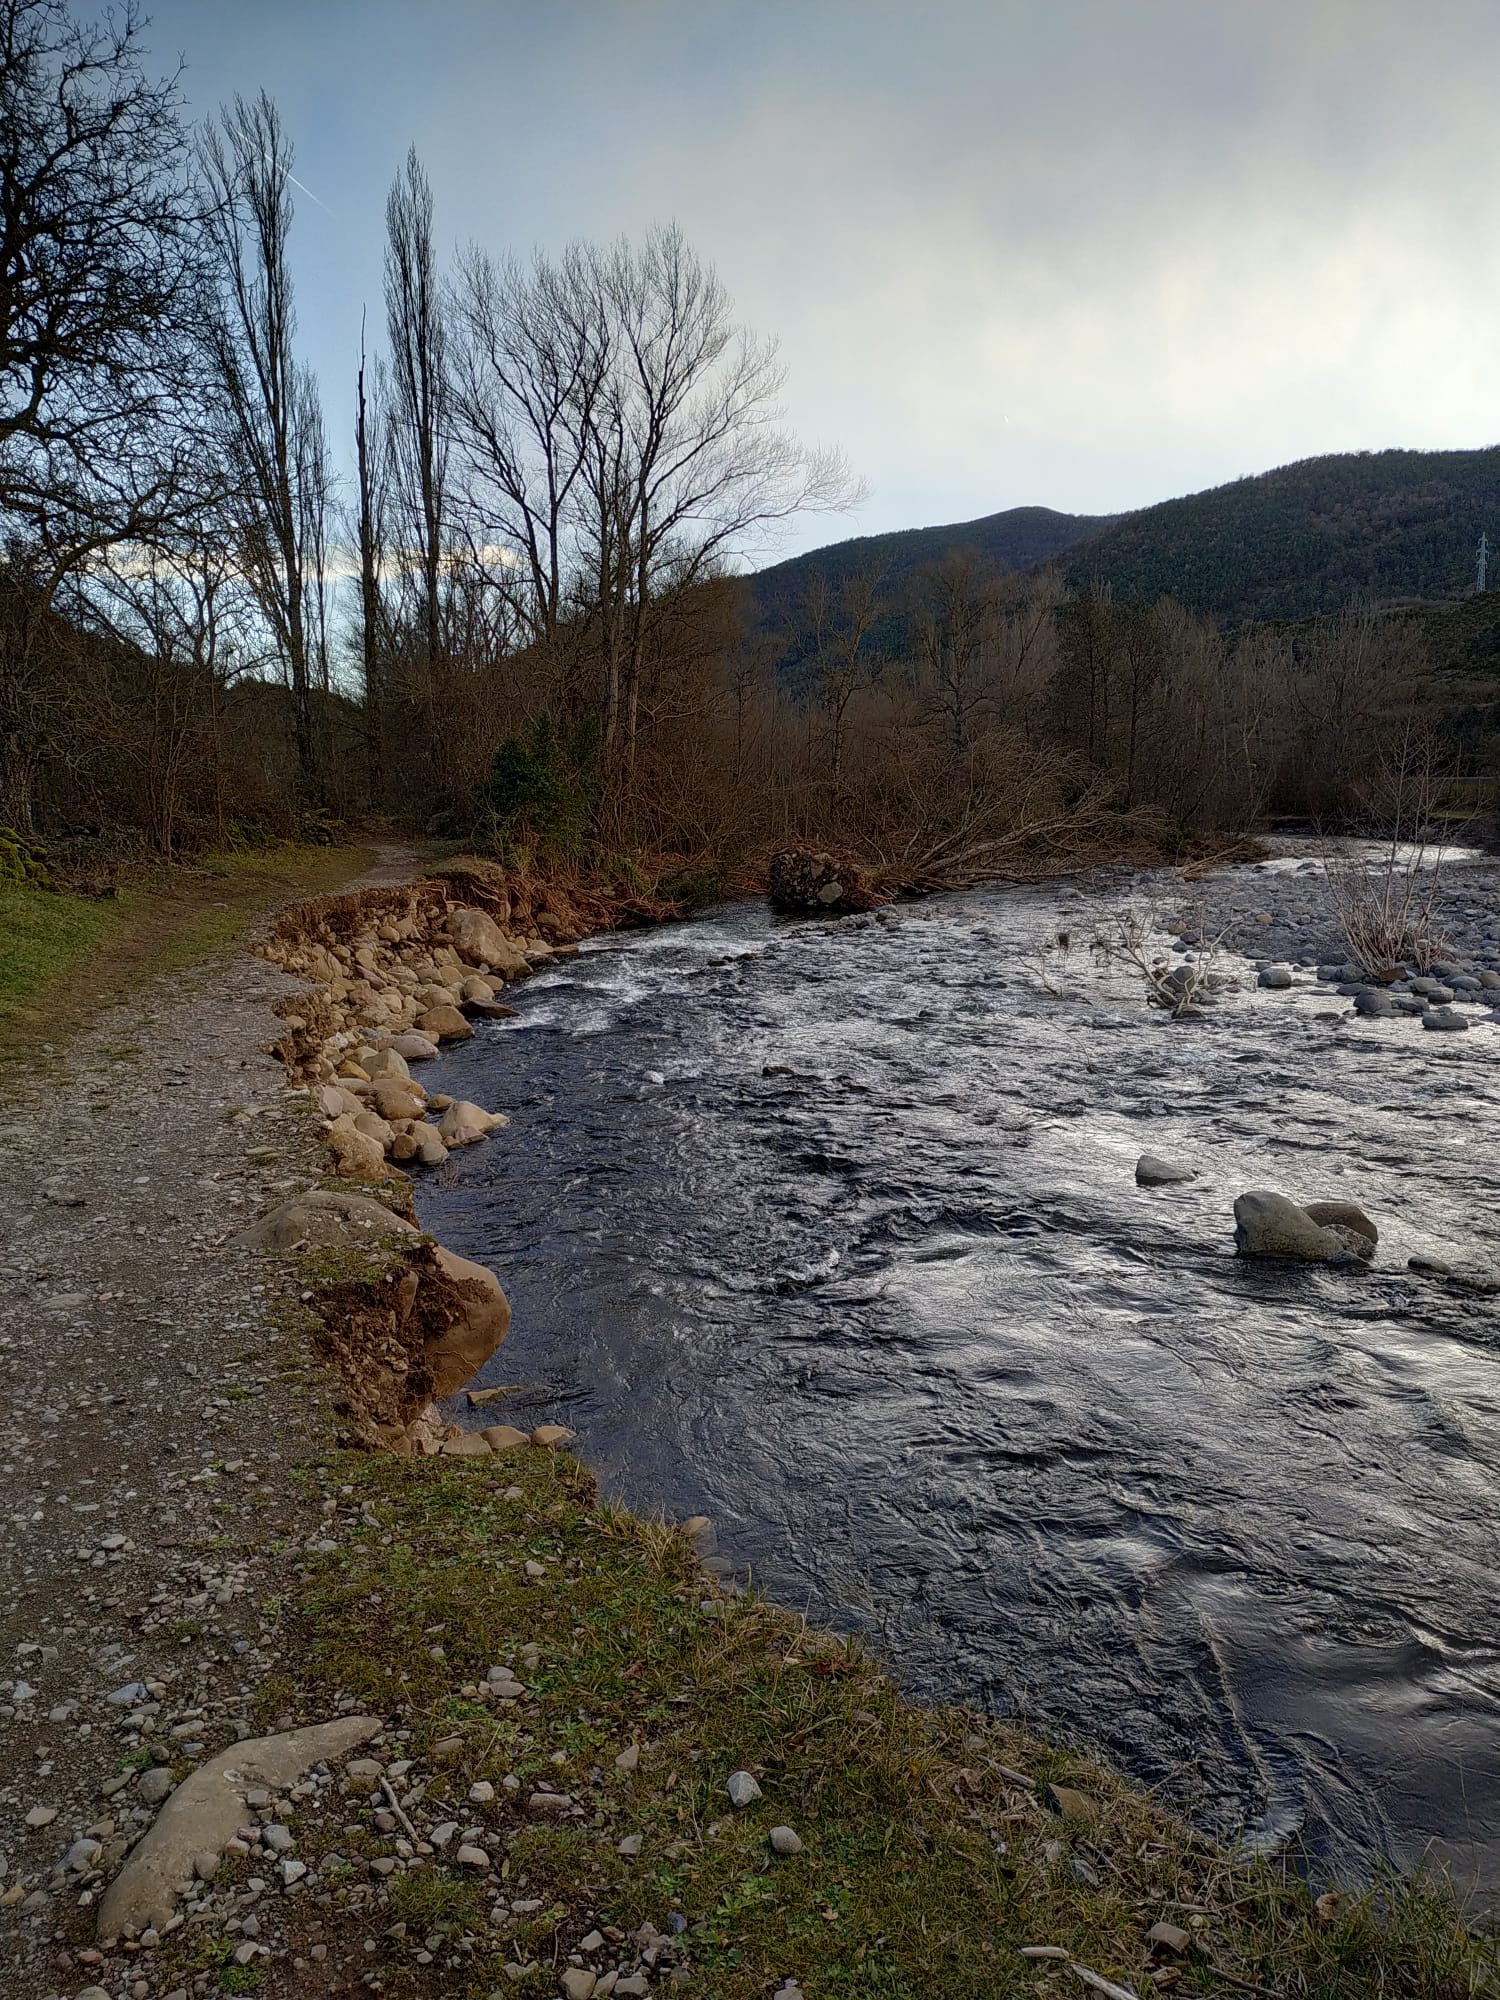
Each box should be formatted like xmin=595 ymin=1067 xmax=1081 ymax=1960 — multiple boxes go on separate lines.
xmin=413 ymin=852 xmax=1500 ymax=1894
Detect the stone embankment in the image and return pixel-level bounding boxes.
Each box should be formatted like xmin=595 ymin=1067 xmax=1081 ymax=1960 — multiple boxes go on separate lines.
xmin=245 ymin=860 xmax=628 ymax=1458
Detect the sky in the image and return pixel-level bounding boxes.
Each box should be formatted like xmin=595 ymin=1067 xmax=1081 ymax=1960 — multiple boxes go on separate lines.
xmin=144 ymin=0 xmax=1500 ymax=563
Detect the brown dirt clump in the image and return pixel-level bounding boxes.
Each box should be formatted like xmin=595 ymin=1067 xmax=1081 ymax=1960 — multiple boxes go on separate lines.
xmin=306 ymin=1237 xmax=505 ymax=1452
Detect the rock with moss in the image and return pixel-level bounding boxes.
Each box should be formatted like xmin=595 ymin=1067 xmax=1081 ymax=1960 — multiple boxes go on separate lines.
xmin=0 ymin=823 xmax=50 ymax=888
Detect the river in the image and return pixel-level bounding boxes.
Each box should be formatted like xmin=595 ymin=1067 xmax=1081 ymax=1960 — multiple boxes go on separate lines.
xmin=412 ymin=864 xmax=1500 ymax=1895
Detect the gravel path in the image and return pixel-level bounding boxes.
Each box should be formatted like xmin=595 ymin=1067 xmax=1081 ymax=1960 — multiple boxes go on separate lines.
xmin=0 ymin=847 xmax=420 ymax=2000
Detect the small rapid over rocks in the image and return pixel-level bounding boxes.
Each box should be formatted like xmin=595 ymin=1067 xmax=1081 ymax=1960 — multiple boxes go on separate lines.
xmin=413 ymin=853 xmax=1500 ymax=1893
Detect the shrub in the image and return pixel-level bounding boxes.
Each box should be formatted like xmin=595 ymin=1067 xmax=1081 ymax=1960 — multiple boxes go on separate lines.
xmin=0 ymin=824 xmax=51 ymax=889
xmin=475 ymin=711 xmax=598 ymax=860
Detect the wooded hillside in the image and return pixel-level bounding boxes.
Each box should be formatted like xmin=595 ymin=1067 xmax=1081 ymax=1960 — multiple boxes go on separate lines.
xmin=1057 ymin=447 xmax=1500 ymax=623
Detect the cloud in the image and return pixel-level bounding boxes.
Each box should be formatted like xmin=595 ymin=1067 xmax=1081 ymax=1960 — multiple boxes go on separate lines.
xmin=151 ymin=0 xmax=1500 ymax=549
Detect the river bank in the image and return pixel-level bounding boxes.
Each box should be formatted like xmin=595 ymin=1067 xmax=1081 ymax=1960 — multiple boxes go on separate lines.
xmin=1 ymin=849 xmax=1496 ymax=2000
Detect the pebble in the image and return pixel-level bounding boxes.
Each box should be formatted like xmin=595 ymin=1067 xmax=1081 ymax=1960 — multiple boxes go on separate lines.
xmin=24 ymin=1805 xmax=58 ymax=1828
xmin=615 ymin=1743 xmax=640 ymax=1773
xmin=769 ymin=1825 xmax=803 ymax=1855
xmin=456 ymin=1843 xmax=491 ymax=1869
xmin=618 ymin=1833 xmax=643 ymax=1857
xmin=261 ymin=1823 xmax=294 ymax=1852
xmin=1147 ymin=1920 xmax=1193 ymax=1954
xmin=469 ymin=1780 xmax=496 ymax=1802
xmin=727 ymin=1770 xmax=762 ymax=1807
xmin=137 ymin=1767 xmax=173 ymax=1805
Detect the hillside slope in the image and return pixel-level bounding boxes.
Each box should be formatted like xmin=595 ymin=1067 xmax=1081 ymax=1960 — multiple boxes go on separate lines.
xmin=1059 ymin=446 xmax=1500 ymax=623
xmin=749 ymin=503 xmax=1112 ymax=629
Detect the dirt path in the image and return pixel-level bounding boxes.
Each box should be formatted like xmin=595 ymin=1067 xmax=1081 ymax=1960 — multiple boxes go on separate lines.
xmin=0 ymin=845 xmax=426 ymax=2000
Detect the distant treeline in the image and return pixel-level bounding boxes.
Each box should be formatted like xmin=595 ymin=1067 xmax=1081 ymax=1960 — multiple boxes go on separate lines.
xmin=0 ymin=0 xmax=1492 ymax=888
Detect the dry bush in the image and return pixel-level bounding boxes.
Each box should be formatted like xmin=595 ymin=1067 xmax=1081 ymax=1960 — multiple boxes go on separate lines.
xmin=1324 ymin=850 xmax=1451 ymax=977
xmin=1321 ymin=727 xmax=1461 ymax=977
xmin=1091 ymin=900 xmax=1239 ymax=1017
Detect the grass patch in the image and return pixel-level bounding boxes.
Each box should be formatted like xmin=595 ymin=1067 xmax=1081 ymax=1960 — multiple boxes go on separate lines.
xmin=0 ymin=842 xmax=375 ymax=1069
xmin=267 ymin=1450 xmax=1498 ymax=1999
xmin=0 ymin=880 xmax=124 ymax=1033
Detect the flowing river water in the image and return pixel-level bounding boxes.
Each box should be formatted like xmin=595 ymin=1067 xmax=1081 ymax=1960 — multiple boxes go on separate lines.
xmin=412 ymin=863 xmax=1500 ymax=1895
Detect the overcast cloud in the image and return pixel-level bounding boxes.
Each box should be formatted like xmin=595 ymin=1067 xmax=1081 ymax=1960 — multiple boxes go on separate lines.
xmin=145 ymin=0 xmax=1500 ymax=558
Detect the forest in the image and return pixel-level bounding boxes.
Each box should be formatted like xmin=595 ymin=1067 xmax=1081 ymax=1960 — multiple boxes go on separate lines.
xmin=0 ymin=0 xmax=1493 ymax=908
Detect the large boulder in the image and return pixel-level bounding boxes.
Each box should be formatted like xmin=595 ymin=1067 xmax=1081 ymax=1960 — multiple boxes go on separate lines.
xmin=415 ymin=1004 xmax=474 ymax=1043
xmin=1136 ymin=1153 xmax=1197 ymax=1187
xmin=233 ymin=1191 xmax=417 ymax=1254
xmin=449 ymin=905 xmax=532 ymax=980
xmin=326 ymin=1117 xmax=391 ymax=1182
xmin=302 ymin=1241 xmax=506 ymax=1446
xmin=315 ymin=1082 xmax=365 ymax=1119
xmin=766 ymin=845 xmax=884 ymax=916
xmin=98 ymin=1716 xmax=382 ymax=1936
xmin=437 ymin=1099 xmax=509 ymax=1147
xmin=1303 ymin=1200 xmax=1378 ymax=1248
xmin=389 ymin=1032 xmax=441 ymax=1062
xmin=363 ymin=1047 xmax=411 ymax=1082
xmin=371 ymin=1078 xmax=427 ymax=1122
xmin=426 ymin=1246 xmax=511 ymax=1398
xmin=1233 ymin=1190 xmax=1374 ymax=1263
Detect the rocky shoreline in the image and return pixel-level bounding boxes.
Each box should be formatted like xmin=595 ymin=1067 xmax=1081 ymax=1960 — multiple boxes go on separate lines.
xmin=241 ymin=859 xmax=644 ymax=1459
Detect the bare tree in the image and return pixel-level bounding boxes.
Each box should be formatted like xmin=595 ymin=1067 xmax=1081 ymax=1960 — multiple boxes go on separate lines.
xmin=199 ymin=92 xmax=332 ymax=796
xmin=86 ymin=532 xmax=262 ymax=853
xmin=448 ymin=240 xmax=609 ymax=682
xmin=909 ymin=550 xmax=1009 ymax=763
xmin=801 ymin=565 xmax=886 ymax=789
xmin=353 ymin=320 xmax=390 ymax=801
xmin=0 ymin=0 xmax=201 ymax=826
xmin=384 ymin=148 xmax=450 ymax=687
xmin=592 ymin=225 xmax=859 ymax=774
xmin=447 ymin=224 xmax=859 ymax=791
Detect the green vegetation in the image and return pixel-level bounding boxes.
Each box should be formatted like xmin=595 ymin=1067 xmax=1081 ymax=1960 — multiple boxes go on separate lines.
xmin=1060 ymin=446 xmax=1500 ymax=624
xmin=0 ymin=879 xmax=126 ymax=1040
xmin=0 ymin=822 xmax=50 ymax=887
xmin=474 ymin=710 xmax=600 ymax=860
xmin=254 ymin=1448 xmax=1497 ymax=2000
xmin=0 ymin=843 xmax=374 ymax=1065
xmin=751 ymin=448 xmax=1500 ymax=654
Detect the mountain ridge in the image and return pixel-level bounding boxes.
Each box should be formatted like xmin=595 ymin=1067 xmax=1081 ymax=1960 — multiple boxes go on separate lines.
xmin=752 ymin=446 xmax=1500 ymax=630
